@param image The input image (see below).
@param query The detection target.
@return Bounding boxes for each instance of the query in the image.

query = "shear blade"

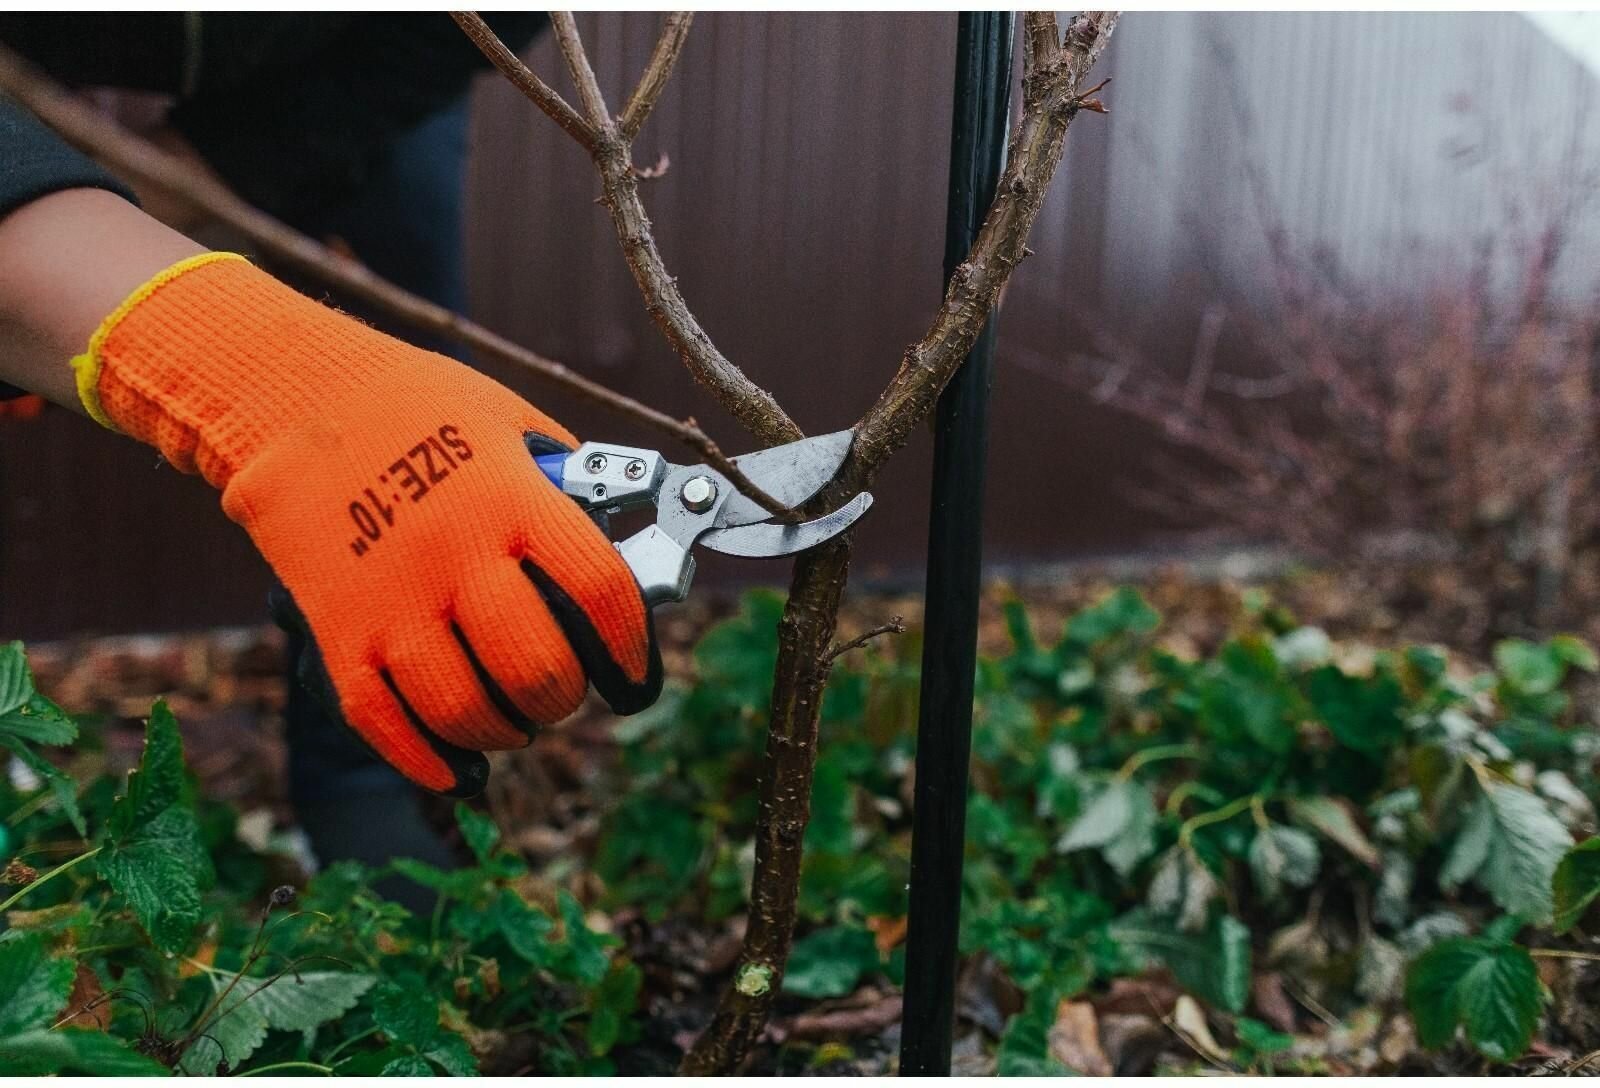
[698,493,873,558]
[714,429,855,530]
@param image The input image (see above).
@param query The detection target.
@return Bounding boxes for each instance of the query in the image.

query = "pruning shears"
[532,430,872,606]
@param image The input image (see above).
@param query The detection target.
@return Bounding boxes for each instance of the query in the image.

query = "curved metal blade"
[714,429,855,529]
[699,493,873,558]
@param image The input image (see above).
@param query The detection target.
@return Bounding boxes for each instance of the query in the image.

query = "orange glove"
[73,253,661,794]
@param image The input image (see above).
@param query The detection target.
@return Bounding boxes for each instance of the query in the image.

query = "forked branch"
[453,11,803,453]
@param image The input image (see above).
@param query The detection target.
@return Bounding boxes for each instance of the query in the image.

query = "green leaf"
[1064,587,1159,645]
[1553,837,1600,933]
[0,643,75,748]
[3,740,84,836]
[371,982,438,1045]
[1055,779,1157,877]
[1406,936,1544,1061]
[1440,798,1494,889]
[0,694,77,747]
[495,888,555,965]
[110,701,185,838]
[0,1028,168,1075]
[587,960,642,1055]
[554,892,613,987]
[1473,782,1571,924]
[1110,909,1252,1012]
[0,641,31,714]
[1248,825,1321,900]
[996,986,1069,1076]
[1286,796,1379,868]
[250,971,375,1032]
[1495,639,1567,694]
[0,932,75,1035]
[454,802,500,865]
[423,1032,478,1076]
[380,1055,435,1076]
[1236,1016,1294,1057]
[783,926,880,999]
[1307,665,1403,753]
[99,805,211,951]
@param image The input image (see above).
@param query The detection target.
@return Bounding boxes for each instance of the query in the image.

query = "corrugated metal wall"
[4,12,1595,638]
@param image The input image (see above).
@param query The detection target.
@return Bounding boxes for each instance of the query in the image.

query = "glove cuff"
[71,251,247,432]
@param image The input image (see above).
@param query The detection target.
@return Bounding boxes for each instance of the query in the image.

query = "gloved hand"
[73,252,661,794]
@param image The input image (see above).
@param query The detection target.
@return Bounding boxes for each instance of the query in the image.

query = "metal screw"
[585,453,608,474]
[592,484,608,501]
[680,475,718,513]
[625,459,647,480]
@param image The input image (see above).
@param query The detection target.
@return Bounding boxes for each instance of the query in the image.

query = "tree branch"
[681,12,1120,1073]
[620,12,694,141]
[824,617,905,663]
[0,41,790,511]
[456,12,804,454]
[457,10,1120,1072]
[449,13,596,152]
[549,13,612,131]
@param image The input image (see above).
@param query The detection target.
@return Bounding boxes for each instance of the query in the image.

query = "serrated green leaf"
[1064,587,1159,645]
[495,888,555,965]
[110,701,184,838]
[1307,665,1404,753]
[1554,838,1600,933]
[181,985,268,1075]
[1406,936,1543,1061]
[0,641,33,715]
[1248,825,1321,899]
[1056,779,1157,877]
[251,971,375,1032]
[554,892,613,986]
[587,961,641,1055]
[0,1028,167,1075]
[424,1032,478,1076]
[996,986,1070,1076]
[1110,909,1252,1012]
[1442,800,1492,894]
[99,805,210,951]
[371,982,438,1044]
[0,693,77,747]
[380,1055,435,1076]
[783,925,879,998]
[1476,781,1571,924]
[1287,796,1379,868]
[0,932,75,1034]
[454,802,500,865]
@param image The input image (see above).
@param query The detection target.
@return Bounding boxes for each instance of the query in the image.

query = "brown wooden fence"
[8,12,1577,638]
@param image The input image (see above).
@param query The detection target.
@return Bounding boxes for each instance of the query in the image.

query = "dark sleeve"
[0,99,137,401]
[0,97,135,220]
[169,13,544,221]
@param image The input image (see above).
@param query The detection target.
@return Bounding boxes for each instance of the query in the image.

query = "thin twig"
[621,12,694,141]
[549,13,612,131]
[455,14,804,453]
[824,617,905,663]
[449,13,595,152]
[0,43,788,512]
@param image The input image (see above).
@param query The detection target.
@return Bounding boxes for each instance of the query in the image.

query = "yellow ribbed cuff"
[70,251,248,432]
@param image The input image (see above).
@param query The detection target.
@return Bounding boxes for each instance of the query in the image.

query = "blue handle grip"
[535,452,567,490]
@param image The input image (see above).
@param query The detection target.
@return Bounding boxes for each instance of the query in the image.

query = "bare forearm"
[0,188,204,413]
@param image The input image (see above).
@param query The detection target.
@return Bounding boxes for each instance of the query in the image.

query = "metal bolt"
[592,484,608,501]
[625,459,647,480]
[585,453,608,474]
[680,475,718,513]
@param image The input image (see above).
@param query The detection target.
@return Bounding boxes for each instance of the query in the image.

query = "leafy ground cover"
[7,571,1600,1074]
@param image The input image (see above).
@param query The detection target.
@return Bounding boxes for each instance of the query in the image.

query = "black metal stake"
[900,11,1015,1076]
